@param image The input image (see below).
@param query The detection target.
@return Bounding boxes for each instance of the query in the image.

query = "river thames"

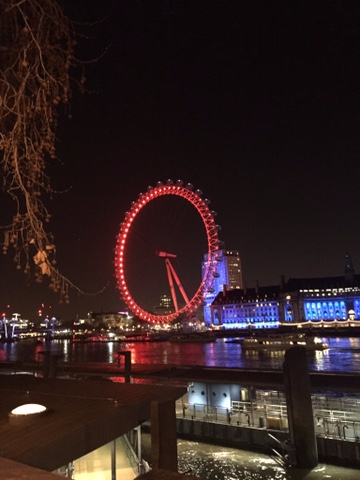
[1,335,359,373]
[1,335,359,480]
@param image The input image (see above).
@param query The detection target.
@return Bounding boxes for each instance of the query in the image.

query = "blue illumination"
[209,268,360,328]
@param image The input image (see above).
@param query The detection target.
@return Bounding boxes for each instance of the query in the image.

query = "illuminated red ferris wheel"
[114,179,221,324]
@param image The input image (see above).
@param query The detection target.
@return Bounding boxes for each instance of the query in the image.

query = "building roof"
[213,285,281,303]
[284,274,360,292]
[0,374,186,472]
[212,274,360,304]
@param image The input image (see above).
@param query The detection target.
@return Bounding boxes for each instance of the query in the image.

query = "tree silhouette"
[0,0,99,304]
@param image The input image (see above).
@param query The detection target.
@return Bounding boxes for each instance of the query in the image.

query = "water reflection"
[310,349,330,371]
[0,337,359,373]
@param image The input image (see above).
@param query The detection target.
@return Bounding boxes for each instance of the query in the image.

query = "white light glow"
[11,403,46,415]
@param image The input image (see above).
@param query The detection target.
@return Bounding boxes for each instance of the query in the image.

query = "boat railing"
[176,397,360,442]
[177,400,289,429]
[311,396,360,413]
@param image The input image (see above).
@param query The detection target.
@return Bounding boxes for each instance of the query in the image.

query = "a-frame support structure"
[156,250,189,312]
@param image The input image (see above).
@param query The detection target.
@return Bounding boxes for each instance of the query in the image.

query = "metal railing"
[176,395,360,442]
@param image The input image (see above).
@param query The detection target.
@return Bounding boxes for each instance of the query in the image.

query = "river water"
[1,335,359,479]
[1,335,359,373]
[173,437,359,480]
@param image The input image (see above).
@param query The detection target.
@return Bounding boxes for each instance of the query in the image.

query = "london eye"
[114,180,220,324]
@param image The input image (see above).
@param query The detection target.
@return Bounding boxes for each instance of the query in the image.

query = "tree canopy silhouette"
[0,0,101,304]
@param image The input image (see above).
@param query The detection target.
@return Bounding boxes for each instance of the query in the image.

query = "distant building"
[210,254,360,329]
[202,249,243,325]
[153,295,175,316]
[89,311,132,330]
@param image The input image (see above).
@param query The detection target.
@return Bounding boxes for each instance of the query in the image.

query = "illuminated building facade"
[202,249,243,325]
[210,261,360,329]
[211,283,282,329]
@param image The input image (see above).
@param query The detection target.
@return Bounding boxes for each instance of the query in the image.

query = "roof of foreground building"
[0,374,186,473]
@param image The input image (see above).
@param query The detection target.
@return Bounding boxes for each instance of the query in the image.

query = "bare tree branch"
[0,0,105,304]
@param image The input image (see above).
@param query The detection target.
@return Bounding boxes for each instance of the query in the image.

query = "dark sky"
[1,0,359,321]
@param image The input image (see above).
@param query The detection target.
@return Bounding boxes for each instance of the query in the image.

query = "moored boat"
[239,333,329,351]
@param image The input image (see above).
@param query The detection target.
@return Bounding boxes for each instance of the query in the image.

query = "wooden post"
[283,346,318,468]
[40,350,50,379]
[118,350,132,383]
[150,399,178,472]
[39,351,62,379]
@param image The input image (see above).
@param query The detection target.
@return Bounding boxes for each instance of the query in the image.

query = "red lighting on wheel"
[114,181,219,324]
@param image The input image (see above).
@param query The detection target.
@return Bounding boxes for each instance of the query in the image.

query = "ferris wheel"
[114,179,221,324]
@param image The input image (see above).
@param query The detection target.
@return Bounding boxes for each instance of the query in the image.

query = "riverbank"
[2,322,360,344]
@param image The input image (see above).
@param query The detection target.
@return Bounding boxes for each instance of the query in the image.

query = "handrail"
[176,396,360,442]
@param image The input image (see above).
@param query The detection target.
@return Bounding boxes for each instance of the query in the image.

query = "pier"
[1,354,359,468]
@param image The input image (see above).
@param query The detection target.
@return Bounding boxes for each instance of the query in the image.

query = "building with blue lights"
[202,249,243,325]
[209,254,360,329]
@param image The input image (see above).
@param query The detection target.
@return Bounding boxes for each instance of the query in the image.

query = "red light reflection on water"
[0,337,359,373]
[120,341,219,367]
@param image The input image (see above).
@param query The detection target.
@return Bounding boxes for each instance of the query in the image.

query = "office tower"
[202,249,243,325]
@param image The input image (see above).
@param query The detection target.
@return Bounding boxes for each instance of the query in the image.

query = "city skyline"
[0,1,359,320]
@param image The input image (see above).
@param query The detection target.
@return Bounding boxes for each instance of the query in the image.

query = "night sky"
[1,1,359,321]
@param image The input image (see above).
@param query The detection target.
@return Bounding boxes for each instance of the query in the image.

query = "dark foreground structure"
[0,346,359,476]
[0,374,187,479]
